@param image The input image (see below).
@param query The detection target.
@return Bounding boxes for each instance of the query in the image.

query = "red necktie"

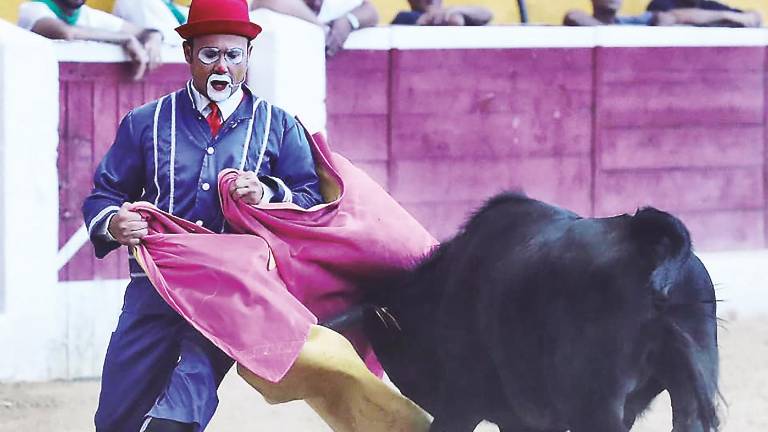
[206,102,222,137]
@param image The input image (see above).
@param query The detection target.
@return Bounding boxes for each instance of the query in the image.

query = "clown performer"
[83,0,432,431]
[82,0,324,430]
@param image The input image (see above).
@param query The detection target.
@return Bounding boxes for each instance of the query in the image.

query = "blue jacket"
[82,83,323,314]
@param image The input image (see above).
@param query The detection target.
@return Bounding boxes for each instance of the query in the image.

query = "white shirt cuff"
[259,180,275,204]
[97,213,118,242]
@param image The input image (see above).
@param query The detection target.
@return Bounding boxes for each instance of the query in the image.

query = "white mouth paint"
[207,73,234,102]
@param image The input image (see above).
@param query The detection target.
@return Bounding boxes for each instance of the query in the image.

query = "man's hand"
[123,36,150,81]
[416,8,466,26]
[141,30,164,75]
[230,170,265,205]
[108,202,148,247]
[326,17,353,57]
[728,11,762,27]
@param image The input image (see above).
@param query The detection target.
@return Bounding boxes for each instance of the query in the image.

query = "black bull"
[354,193,720,432]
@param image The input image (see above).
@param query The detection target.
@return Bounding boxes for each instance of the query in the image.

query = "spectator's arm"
[30,17,135,43]
[447,6,492,25]
[325,1,378,56]
[250,0,322,25]
[563,9,604,26]
[348,0,379,28]
[654,9,762,27]
[30,18,161,80]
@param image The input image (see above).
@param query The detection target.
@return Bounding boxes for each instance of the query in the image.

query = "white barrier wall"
[0,20,63,381]
[248,9,327,134]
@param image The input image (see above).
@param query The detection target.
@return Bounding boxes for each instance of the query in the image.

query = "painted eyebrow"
[198,47,245,51]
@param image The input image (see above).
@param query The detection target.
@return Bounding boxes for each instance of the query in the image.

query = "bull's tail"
[659,318,720,431]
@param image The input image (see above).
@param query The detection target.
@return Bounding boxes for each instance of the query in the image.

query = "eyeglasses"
[197,47,246,65]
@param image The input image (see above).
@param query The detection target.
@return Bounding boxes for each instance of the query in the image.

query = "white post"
[247,9,327,134]
[0,20,64,381]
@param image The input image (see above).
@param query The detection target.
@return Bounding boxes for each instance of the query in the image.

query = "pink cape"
[133,132,437,383]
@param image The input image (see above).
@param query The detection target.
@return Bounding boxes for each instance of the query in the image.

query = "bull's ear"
[631,207,691,259]
[630,207,693,294]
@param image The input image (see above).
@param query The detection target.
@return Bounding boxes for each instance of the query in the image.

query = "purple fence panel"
[599,47,764,128]
[390,49,593,115]
[327,114,388,161]
[678,210,765,251]
[58,82,70,280]
[595,167,764,214]
[764,46,768,247]
[353,161,389,188]
[60,80,95,281]
[326,50,390,188]
[91,80,121,280]
[600,125,763,170]
[391,156,592,212]
[327,50,389,115]
[402,200,485,241]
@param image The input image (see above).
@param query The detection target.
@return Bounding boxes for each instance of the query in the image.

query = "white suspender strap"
[252,100,272,174]
[168,92,177,214]
[238,98,261,171]
[152,96,165,206]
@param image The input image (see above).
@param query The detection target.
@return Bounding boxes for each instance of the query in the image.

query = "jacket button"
[207,147,215,155]
[195,220,204,226]
[201,183,210,191]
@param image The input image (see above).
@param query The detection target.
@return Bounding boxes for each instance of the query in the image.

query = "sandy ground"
[1,317,766,432]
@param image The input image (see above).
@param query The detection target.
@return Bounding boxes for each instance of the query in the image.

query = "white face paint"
[207,73,234,103]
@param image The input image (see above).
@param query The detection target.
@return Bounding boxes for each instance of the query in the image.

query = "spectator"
[647,0,761,26]
[18,0,164,80]
[564,0,762,27]
[564,0,655,25]
[113,0,189,46]
[392,0,493,26]
[250,0,379,56]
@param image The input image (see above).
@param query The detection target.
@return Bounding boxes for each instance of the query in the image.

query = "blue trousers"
[94,310,234,432]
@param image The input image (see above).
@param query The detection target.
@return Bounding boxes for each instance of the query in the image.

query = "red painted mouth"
[211,80,229,91]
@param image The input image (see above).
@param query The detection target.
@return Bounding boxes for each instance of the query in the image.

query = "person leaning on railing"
[17,0,164,80]
[647,0,762,27]
[564,0,762,27]
[113,0,190,47]
[250,0,379,56]
[391,0,493,26]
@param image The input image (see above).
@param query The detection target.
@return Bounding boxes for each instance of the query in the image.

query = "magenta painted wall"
[59,46,767,281]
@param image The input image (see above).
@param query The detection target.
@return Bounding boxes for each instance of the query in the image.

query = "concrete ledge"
[50,25,768,63]
[345,25,768,50]
[54,40,186,63]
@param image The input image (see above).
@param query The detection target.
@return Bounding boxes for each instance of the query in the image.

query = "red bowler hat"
[176,0,262,40]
